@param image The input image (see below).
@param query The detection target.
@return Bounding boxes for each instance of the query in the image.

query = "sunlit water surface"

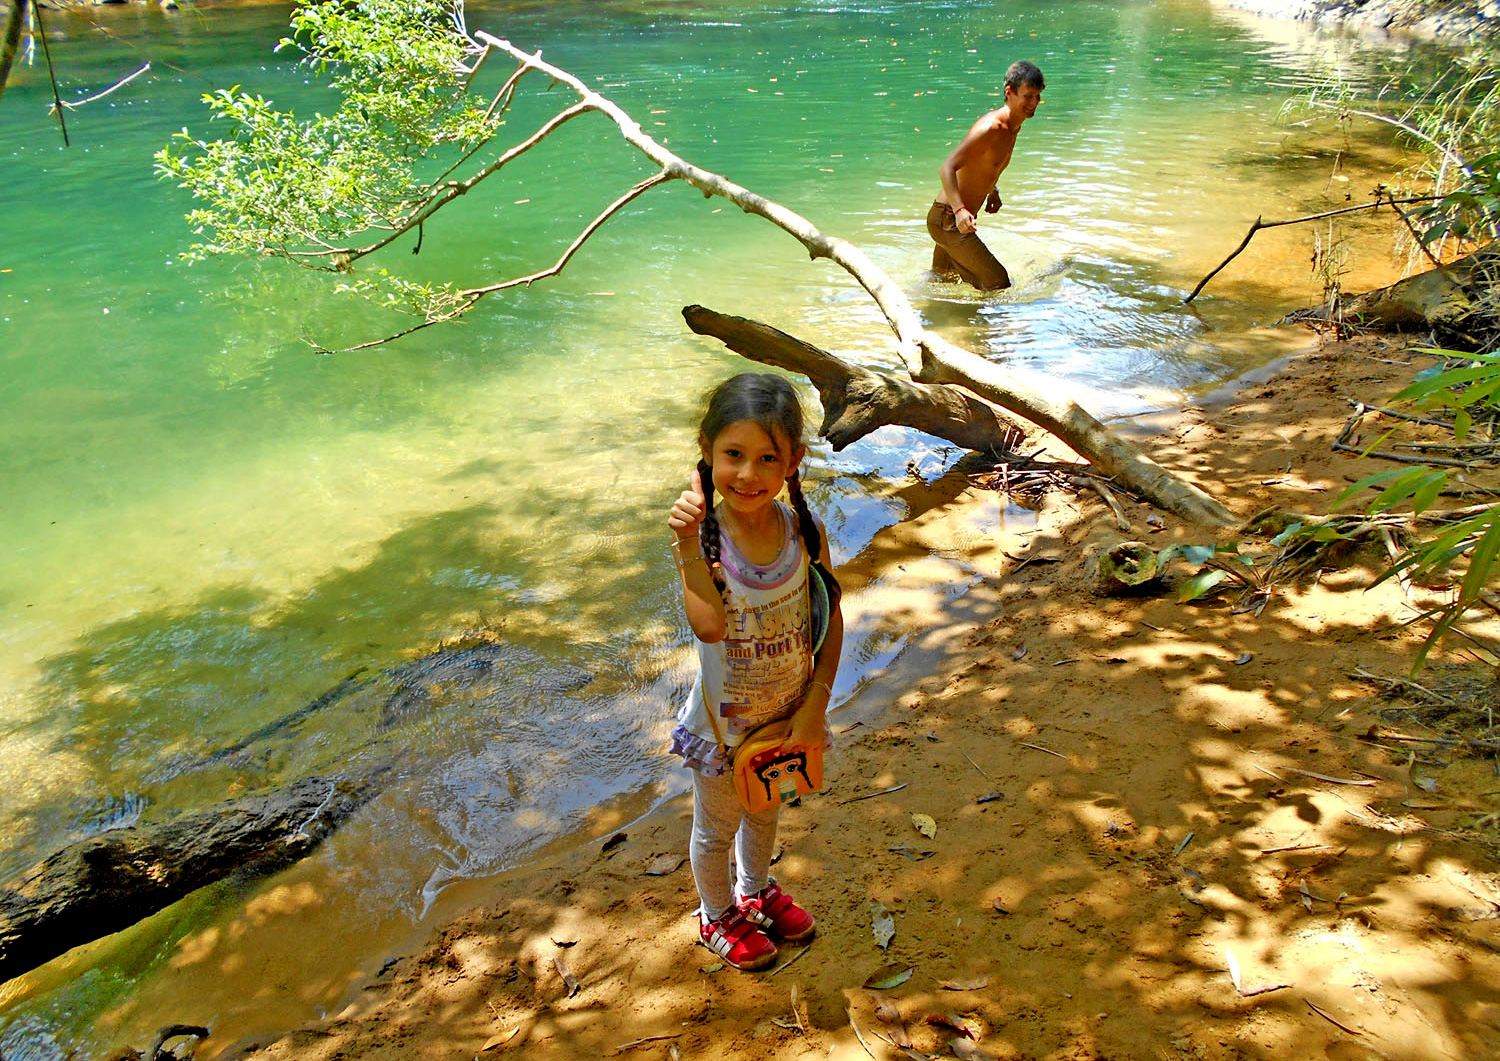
[0,0,1445,1054]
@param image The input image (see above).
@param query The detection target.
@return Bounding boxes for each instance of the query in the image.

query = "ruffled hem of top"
[669,725,730,776]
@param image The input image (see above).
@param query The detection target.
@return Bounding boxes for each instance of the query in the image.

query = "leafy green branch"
[1339,351,1500,670]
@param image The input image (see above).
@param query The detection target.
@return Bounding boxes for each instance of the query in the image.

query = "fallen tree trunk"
[0,769,386,984]
[1285,244,1500,351]
[682,306,1028,453]
[684,305,1233,525]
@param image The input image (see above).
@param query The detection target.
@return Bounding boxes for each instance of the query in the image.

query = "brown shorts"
[926,200,1011,291]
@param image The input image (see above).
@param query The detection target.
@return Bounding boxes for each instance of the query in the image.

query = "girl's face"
[701,419,804,521]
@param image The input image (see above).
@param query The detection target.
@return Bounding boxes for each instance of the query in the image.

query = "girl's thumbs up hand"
[668,468,707,542]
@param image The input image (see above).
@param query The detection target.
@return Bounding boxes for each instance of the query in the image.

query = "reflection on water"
[0,0,1453,1055]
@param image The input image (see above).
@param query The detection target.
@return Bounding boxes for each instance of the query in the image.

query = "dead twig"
[1068,474,1130,530]
[770,944,811,975]
[1185,194,1444,303]
[1305,999,1364,1037]
[839,783,908,806]
[961,750,991,779]
[612,1034,682,1055]
[847,1008,878,1059]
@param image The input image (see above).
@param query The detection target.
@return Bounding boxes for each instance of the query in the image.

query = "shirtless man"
[928,60,1045,291]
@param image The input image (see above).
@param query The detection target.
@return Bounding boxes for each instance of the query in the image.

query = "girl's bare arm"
[669,469,728,642]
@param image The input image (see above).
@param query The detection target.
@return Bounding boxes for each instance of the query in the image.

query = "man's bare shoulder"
[968,105,1017,142]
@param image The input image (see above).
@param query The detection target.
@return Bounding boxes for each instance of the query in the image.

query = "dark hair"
[695,373,825,591]
[1005,60,1044,92]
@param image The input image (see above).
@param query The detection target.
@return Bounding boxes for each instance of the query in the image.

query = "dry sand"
[186,334,1500,1061]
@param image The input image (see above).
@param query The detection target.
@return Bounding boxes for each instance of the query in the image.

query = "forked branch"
[1185,192,1444,303]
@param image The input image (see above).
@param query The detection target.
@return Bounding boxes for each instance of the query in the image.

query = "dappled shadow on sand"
[202,339,1500,1061]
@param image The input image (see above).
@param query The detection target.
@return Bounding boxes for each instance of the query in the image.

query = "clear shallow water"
[0,0,1444,1054]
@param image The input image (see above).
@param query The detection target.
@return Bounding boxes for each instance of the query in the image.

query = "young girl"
[667,372,844,971]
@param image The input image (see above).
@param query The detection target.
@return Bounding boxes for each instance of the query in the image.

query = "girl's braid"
[785,470,824,568]
[696,457,727,594]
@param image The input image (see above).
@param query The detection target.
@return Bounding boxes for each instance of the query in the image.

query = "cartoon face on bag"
[752,748,810,805]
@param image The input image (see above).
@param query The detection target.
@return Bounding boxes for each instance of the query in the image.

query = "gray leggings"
[690,766,780,921]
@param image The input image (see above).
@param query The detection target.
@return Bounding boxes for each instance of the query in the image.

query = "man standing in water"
[927,60,1045,291]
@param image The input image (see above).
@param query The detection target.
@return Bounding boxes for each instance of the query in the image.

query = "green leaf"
[1373,468,1445,512]
[1457,515,1500,606]
[863,964,914,990]
[1335,468,1411,509]
[1410,472,1450,515]
[1177,569,1230,603]
[1174,544,1218,566]
[1268,522,1305,547]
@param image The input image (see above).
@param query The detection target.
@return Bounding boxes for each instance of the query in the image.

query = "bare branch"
[1185,193,1443,303]
[53,62,151,111]
[304,292,483,354]
[298,99,596,265]
[461,171,672,296]
[1306,100,1472,174]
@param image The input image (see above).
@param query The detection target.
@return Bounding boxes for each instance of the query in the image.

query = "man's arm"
[937,113,1002,235]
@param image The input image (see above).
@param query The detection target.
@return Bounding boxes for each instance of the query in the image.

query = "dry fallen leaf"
[480,1026,521,1051]
[939,977,991,991]
[553,957,580,998]
[789,983,808,1034]
[863,964,914,990]
[870,901,896,949]
[926,1012,980,1038]
[911,813,938,839]
[872,998,912,1047]
[644,853,685,876]
[1226,947,1243,993]
[950,1036,999,1060]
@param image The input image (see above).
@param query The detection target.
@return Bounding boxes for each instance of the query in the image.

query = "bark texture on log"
[685,305,1236,527]
[682,306,1028,453]
[1287,244,1500,348]
[0,771,384,984]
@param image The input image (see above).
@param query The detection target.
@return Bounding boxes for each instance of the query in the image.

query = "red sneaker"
[699,907,779,971]
[738,882,816,942]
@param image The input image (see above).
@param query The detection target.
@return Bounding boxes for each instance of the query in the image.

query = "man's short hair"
[1005,60,1045,92]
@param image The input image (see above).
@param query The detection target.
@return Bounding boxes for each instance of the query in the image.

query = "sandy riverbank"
[111,331,1500,1061]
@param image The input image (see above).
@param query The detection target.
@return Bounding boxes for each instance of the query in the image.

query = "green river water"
[0,0,1442,1054]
